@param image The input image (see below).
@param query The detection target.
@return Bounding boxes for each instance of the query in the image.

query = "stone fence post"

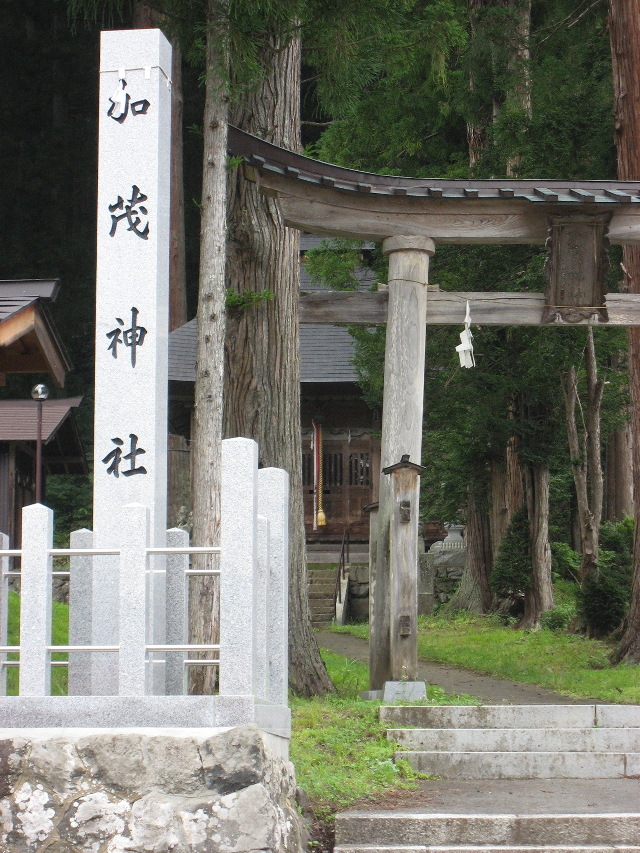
[255,515,270,700]
[68,528,93,695]
[0,532,9,696]
[165,526,188,695]
[20,504,53,696]
[220,438,258,697]
[257,467,289,707]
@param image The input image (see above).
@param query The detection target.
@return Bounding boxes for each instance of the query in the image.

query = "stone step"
[308,588,336,598]
[389,727,640,753]
[308,569,338,579]
[397,750,640,779]
[335,813,640,847]
[381,705,640,730]
[310,602,334,613]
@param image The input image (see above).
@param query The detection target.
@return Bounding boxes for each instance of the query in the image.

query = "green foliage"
[290,646,478,817]
[539,603,574,631]
[551,542,581,582]
[577,518,633,636]
[334,612,640,703]
[600,516,635,556]
[490,507,532,596]
[577,519,634,636]
[45,475,93,547]
[6,593,69,695]
[225,288,273,315]
[579,564,631,637]
[304,238,368,291]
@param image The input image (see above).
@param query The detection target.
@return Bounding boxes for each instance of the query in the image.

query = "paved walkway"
[316,630,581,705]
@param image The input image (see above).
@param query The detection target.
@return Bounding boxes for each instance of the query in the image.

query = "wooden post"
[369,236,434,690]
[383,455,426,681]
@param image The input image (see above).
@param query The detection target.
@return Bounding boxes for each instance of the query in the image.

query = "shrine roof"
[228,126,640,204]
[0,280,72,387]
[0,397,82,442]
[0,280,60,323]
[0,397,87,475]
[169,318,358,384]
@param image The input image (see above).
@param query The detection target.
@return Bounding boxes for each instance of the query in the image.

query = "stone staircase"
[307,565,337,627]
[382,704,640,779]
[334,703,640,852]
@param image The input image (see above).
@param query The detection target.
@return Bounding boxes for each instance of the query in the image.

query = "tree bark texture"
[561,331,605,584]
[169,40,187,332]
[466,0,490,168]
[504,0,532,176]
[605,426,634,522]
[224,34,333,696]
[490,438,524,562]
[467,0,531,172]
[522,462,553,628]
[465,489,495,613]
[609,0,640,661]
[189,1,228,694]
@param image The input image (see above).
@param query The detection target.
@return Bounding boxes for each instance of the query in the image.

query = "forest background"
[1,0,638,681]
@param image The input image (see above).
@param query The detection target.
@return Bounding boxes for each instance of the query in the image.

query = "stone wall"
[344,549,468,621]
[419,548,467,614]
[346,564,370,623]
[0,724,306,853]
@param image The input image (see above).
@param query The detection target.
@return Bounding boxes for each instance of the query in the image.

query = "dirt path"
[316,630,582,704]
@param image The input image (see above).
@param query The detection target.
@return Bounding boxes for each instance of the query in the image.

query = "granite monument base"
[0,724,305,852]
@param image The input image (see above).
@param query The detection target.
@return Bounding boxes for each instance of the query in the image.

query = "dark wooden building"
[0,280,87,545]
[168,237,381,543]
[0,399,86,546]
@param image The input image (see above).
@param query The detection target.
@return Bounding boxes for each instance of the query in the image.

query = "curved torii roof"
[228,127,640,327]
[228,126,640,246]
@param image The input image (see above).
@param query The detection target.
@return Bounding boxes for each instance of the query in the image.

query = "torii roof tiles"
[228,126,640,205]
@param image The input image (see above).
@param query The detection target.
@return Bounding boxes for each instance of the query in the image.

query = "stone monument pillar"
[91,30,172,694]
[369,236,435,690]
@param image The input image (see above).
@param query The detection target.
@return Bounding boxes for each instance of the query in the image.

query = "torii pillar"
[369,236,435,690]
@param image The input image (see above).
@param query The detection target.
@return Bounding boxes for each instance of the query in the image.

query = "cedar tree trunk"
[561,329,605,584]
[605,425,634,522]
[465,488,495,612]
[224,33,333,696]
[189,1,228,693]
[490,437,524,561]
[609,0,640,662]
[521,462,553,628]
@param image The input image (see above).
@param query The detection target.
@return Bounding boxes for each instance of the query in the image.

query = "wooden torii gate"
[228,126,640,691]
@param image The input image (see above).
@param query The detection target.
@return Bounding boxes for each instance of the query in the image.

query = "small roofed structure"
[0,397,87,546]
[0,280,72,387]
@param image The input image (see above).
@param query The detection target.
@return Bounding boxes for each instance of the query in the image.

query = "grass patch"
[330,609,640,704]
[290,648,478,818]
[6,592,69,695]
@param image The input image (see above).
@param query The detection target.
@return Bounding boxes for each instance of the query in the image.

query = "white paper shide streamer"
[455,300,475,368]
[108,69,128,120]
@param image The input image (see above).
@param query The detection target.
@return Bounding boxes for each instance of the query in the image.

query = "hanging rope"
[317,422,326,527]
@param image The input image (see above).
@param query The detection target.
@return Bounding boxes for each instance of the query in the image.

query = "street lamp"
[31,384,49,504]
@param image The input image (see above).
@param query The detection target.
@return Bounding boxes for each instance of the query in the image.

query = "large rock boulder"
[0,725,306,852]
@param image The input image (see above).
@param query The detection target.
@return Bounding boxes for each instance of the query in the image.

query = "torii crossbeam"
[228,126,640,690]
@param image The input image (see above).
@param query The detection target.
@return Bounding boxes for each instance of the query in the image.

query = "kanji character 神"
[106,307,147,367]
